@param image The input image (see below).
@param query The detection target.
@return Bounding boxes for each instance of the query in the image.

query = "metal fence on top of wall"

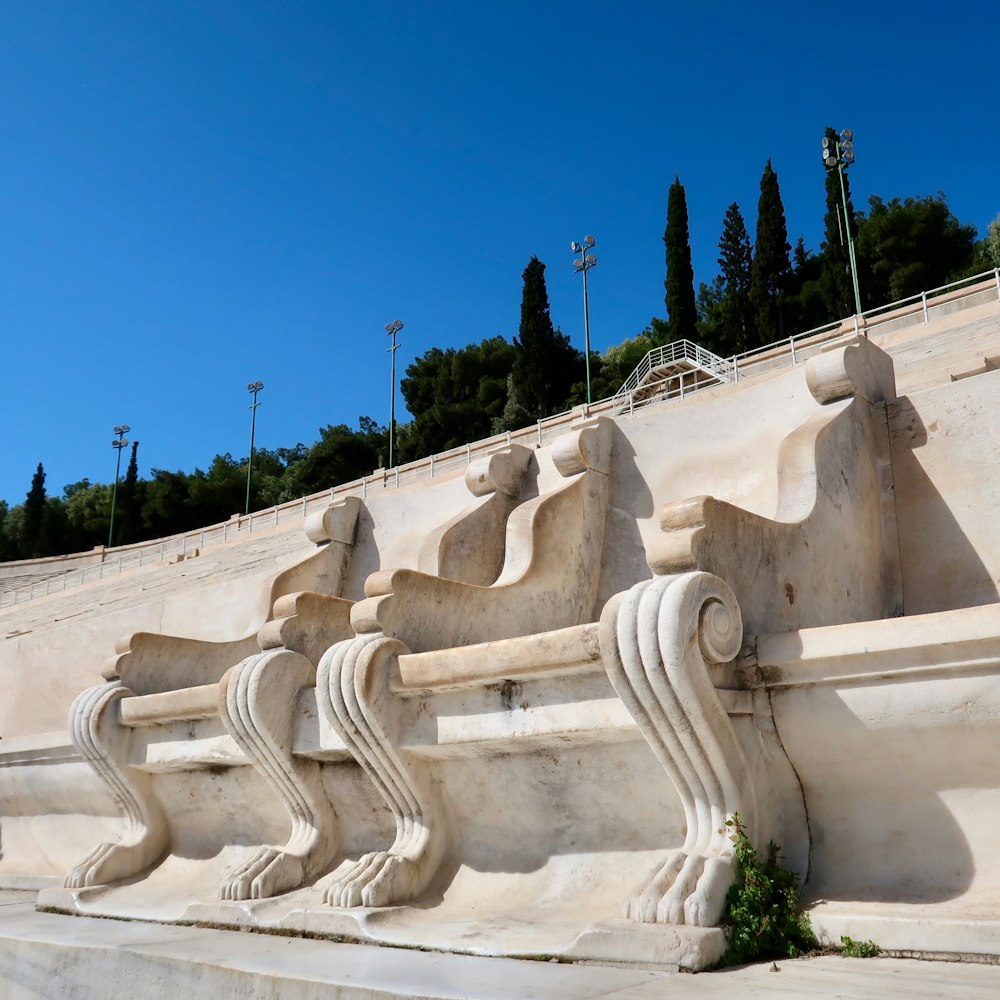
[2,268,998,610]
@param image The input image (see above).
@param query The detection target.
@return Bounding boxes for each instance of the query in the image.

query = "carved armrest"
[350,420,613,653]
[257,591,354,666]
[103,632,259,696]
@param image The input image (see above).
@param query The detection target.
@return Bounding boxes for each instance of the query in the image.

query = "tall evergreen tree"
[21,462,47,558]
[818,126,857,319]
[749,160,792,345]
[714,202,754,355]
[508,256,582,422]
[663,176,697,342]
[117,441,143,544]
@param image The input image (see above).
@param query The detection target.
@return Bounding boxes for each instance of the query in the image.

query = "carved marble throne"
[61,445,532,900]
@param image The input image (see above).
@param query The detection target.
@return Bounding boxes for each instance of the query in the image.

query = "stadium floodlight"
[245,381,264,515]
[570,234,599,404]
[822,128,863,316]
[108,424,131,548]
[385,320,404,469]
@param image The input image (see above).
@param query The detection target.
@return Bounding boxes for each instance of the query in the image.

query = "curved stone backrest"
[646,337,900,636]
[351,419,613,653]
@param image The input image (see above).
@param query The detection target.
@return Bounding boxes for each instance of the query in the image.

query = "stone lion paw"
[323,852,389,908]
[64,839,161,889]
[221,847,305,901]
[654,853,705,925]
[683,854,736,927]
[623,850,685,922]
[622,849,732,926]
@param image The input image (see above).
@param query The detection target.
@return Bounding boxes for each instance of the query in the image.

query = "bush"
[720,814,816,966]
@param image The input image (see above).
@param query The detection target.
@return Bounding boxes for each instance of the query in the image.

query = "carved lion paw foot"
[683,854,736,927]
[323,852,388,908]
[221,847,305,901]
[64,838,163,889]
[324,848,436,909]
[623,849,687,922]
[623,850,732,926]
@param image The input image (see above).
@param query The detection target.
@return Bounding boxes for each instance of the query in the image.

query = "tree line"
[3,134,998,561]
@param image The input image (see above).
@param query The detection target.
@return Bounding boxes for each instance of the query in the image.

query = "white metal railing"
[616,339,734,399]
[2,268,999,611]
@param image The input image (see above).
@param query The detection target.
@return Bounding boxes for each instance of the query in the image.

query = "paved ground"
[0,895,997,999]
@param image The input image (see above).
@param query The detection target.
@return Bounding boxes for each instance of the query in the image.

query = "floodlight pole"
[108,424,130,548]
[385,320,403,469]
[570,236,598,404]
[245,381,263,515]
[824,130,863,316]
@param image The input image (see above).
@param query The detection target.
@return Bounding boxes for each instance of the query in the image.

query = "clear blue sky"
[2,1,997,506]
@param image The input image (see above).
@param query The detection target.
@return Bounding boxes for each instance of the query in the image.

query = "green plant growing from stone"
[840,935,881,958]
[719,813,816,966]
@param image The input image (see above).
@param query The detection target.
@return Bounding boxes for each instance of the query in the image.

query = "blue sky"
[2,1,998,506]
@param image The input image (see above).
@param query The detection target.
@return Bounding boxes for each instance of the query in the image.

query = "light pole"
[571,236,598,404]
[108,424,130,548]
[822,128,863,316]
[245,380,263,515]
[385,320,403,468]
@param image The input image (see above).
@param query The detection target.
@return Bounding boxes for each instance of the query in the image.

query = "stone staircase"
[873,300,1000,394]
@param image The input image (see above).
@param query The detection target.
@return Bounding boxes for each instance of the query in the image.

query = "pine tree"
[749,160,792,345]
[21,462,47,559]
[715,202,754,355]
[663,176,697,342]
[819,126,857,320]
[508,256,582,422]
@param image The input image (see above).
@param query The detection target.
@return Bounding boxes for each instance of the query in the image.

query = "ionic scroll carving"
[599,571,752,927]
[316,632,446,908]
[64,682,168,888]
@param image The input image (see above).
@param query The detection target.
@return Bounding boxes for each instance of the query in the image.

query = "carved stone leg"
[64,681,168,888]
[316,633,447,908]
[600,572,752,928]
[218,650,339,900]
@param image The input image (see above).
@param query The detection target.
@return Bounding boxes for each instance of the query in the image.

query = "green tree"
[710,202,754,355]
[189,454,248,523]
[855,193,979,304]
[141,469,195,538]
[749,160,792,345]
[20,463,48,558]
[818,126,859,319]
[64,479,112,550]
[281,420,383,497]
[984,212,1000,268]
[400,337,516,458]
[664,176,698,342]
[785,237,828,335]
[116,441,144,545]
[0,501,16,561]
[507,256,583,424]
[565,323,665,404]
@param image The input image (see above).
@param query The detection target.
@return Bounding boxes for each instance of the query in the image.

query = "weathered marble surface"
[2,300,1000,974]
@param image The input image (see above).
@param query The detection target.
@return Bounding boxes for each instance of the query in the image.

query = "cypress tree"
[509,256,582,421]
[749,160,792,345]
[21,462,47,559]
[664,176,698,342]
[716,202,754,355]
[819,126,857,320]
[118,441,142,544]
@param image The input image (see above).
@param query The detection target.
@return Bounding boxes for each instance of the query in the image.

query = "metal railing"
[615,339,734,399]
[2,268,999,611]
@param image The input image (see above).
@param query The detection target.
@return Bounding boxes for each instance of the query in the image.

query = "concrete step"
[2,896,1000,999]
